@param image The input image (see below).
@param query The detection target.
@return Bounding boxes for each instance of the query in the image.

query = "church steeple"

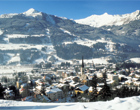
[81,56,84,75]
[82,56,84,68]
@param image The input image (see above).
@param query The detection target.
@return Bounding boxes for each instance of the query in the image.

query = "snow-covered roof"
[125,80,133,84]
[22,96,33,101]
[96,87,102,92]
[45,88,62,94]
[135,74,140,78]
[35,79,44,84]
[69,82,79,87]
[21,83,27,88]
[41,94,50,102]
[134,81,140,85]
[36,86,42,90]
[4,88,13,94]
[97,83,104,86]
[57,83,66,88]
[76,85,89,91]
[88,86,93,91]
[107,80,114,84]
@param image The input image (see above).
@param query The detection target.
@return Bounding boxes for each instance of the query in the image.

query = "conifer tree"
[98,70,111,100]
[90,74,97,89]
[89,74,98,101]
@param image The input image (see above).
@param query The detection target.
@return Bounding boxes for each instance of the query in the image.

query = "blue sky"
[0,0,140,19]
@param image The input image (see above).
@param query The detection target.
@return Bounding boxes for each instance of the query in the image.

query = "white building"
[45,87,63,101]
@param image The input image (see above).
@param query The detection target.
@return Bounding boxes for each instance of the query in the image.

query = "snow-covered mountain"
[23,8,42,17]
[1,96,140,110]
[75,10,140,27]
[0,8,139,65]
[0,8,42,18]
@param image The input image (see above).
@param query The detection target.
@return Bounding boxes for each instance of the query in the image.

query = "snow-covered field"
[130,58,140,63]
[54,55,109,65]
[0,96,140,110]
[0,44,44,50]
[0,65,33,74]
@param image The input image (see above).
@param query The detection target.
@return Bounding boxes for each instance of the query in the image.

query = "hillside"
[0,96,140,110]
[0,8,140,65]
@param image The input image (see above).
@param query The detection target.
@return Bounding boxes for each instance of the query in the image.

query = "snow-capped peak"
[102,12,109,16]
[23,8,39,15]
[75,10,140,27]
[23,8,42,17]
[0,8,42,18]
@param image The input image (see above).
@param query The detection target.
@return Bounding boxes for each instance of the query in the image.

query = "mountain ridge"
[0,9,139,65]
[75,10,140,27]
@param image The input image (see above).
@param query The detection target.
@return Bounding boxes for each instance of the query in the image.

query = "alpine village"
[0,56,140,103]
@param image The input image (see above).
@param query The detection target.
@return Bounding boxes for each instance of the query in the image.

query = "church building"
[78,56,88,83]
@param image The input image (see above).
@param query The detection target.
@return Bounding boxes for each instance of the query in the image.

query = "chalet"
[74,85,89,95]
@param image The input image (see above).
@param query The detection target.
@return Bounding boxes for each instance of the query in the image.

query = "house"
[125,80,133,86]
[62,71,70,78]
[107,74,119,82]
[21,96,33,101]
[57,70,66,77]
[19,83,27,94]
[57,83,69,91]
[35,79,44,86]
[88,68,96,73]
[33,94,50,102]
[69,81,82,90]
[45,87,63,101]
[97,83,104,87]
[96,72,103,78]
[96,87,102,94]
[36,86,42,91]
[3,88,15,100]
[74,85,89,95]
[16,79,23,89]
[19,83,30,98]
[88,86,93,93]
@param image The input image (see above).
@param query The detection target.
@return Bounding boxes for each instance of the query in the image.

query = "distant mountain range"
[0,8,139,65]
[75,10,140,27]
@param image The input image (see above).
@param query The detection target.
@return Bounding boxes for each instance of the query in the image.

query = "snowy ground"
[54,55,109,65]
[130,58,140,63]
[0,65,33,74]
[1,96,140,110]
